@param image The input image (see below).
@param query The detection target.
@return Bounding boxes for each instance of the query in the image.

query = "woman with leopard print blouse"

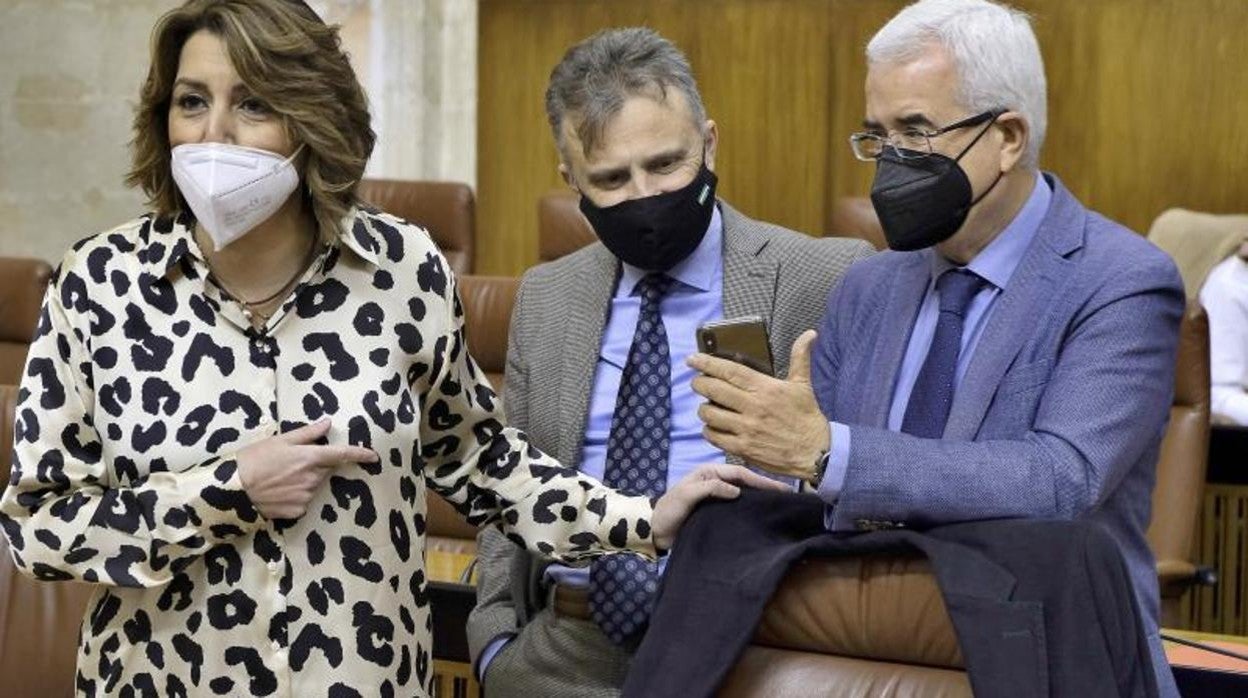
[0,2,781,695]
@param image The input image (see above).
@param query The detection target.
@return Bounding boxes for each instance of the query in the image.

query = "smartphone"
[696,316,775,376]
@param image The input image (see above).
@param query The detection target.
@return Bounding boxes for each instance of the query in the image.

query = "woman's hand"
[650,464,791,551]
[236,419,379,520]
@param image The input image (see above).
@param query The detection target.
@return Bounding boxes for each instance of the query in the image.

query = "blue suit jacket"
[811,173,1184,628]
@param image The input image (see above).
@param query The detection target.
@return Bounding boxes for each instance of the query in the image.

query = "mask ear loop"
[955,111,1006,208]
[952,110,1004,162]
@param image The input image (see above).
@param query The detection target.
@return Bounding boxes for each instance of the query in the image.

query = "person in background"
[466,27,874,697]
[1200,238,1248,425]
[0,3,778,696]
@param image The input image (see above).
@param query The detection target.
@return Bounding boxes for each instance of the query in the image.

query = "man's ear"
[996,111,1029,172]
[703,120,719,171]
[558,162,577,192]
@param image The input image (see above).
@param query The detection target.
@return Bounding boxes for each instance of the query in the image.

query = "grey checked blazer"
[467,201,874,672]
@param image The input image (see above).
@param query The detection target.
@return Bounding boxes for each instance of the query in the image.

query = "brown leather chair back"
[357,179,476,275]
[1147,208,1248,298]
[0,257,53,385]
[458,275,519,394]
[538,190,597,262]
[720,555,971,696]
[828,196,887,252]
[0,384,97,697]
[1148,302,1211,625]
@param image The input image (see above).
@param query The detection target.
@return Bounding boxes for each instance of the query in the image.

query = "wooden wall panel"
[477,0,836,276]
[479,0,1248,277]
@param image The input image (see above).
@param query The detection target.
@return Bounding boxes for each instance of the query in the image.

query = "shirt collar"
[619,203,723,296]
[339,207,384,267]
[929,173,1051,290]
[144,206,382,279]
[140,212,199,278]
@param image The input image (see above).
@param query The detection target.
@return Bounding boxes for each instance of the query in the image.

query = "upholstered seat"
[0,257,53,385]
[357,178,476,275]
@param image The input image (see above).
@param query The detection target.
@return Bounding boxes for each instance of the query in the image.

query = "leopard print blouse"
[0,208,653,697]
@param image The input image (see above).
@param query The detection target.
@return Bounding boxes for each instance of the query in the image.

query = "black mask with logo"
[578,164,718,272]
[869,116,1003,252]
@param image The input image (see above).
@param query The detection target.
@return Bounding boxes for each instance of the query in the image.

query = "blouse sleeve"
[0,265,265,588]
[416,269,655,564]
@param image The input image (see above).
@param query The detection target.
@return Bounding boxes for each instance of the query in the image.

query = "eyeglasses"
[849,109,1006,161]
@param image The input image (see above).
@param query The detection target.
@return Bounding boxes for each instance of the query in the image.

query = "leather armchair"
[0,256,53,385]
[1149,301,1213,627]
[1146,208,1248,298]
[458,275,519,392]
[828,196,887,251]
[537,189,596,262]
[357,178,476,275]
[0,384,96,698]
[721,555,971,697]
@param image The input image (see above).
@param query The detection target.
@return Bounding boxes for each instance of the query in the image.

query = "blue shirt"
[576,205,727,483]
[478,207,728,678]
[817,174,1052,505]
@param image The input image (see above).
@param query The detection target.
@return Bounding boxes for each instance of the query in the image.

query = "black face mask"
[579,164,718,272]
[869,121,1003,252]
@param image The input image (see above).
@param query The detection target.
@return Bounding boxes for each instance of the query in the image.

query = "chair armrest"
[1156,559,1217,597]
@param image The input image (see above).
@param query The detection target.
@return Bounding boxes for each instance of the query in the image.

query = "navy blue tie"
[589,273,672,647]
[901,269,985,438]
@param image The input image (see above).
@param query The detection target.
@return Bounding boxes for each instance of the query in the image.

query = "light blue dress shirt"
[574,206,727,485]
[479,206,726,677]
[817,174,1052,506]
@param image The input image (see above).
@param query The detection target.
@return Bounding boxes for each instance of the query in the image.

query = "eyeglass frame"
[848,108,1008,161]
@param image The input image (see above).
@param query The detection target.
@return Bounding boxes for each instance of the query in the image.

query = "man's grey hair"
[546,27,707,159]
[868,0,1047,168]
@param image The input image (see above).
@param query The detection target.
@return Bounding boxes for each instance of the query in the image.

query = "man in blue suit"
[690,0,1183,693]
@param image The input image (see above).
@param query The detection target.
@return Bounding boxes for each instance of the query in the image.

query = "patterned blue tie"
[901,269,985,438]
[589,273,672,647]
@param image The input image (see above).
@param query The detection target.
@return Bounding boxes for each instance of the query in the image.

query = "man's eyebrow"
[643,147,689,168]
[897,112,936,129]
[585,165,628,183]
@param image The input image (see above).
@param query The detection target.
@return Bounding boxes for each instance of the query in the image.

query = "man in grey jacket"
[466,27,874,696]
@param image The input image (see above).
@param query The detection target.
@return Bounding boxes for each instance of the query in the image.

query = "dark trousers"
[623,489,1157,698]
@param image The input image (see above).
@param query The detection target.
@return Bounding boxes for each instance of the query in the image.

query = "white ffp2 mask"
[171,142,303,250]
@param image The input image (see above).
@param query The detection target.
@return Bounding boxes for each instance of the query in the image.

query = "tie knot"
[936,269,984,316]
[637,273,673,306]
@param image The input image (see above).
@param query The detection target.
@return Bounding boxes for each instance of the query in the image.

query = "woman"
[0,2,776,695]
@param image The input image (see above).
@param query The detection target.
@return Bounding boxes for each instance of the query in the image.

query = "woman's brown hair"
[125,0,374,244]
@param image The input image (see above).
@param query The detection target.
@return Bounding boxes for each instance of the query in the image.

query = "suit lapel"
[861,254,930,427]
[718,204,778,467]
[944,177,1084,439]
[719,203,780,362]
[555,244,619,465]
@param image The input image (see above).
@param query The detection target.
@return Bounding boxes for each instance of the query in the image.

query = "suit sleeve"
[830,256,1185,529]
